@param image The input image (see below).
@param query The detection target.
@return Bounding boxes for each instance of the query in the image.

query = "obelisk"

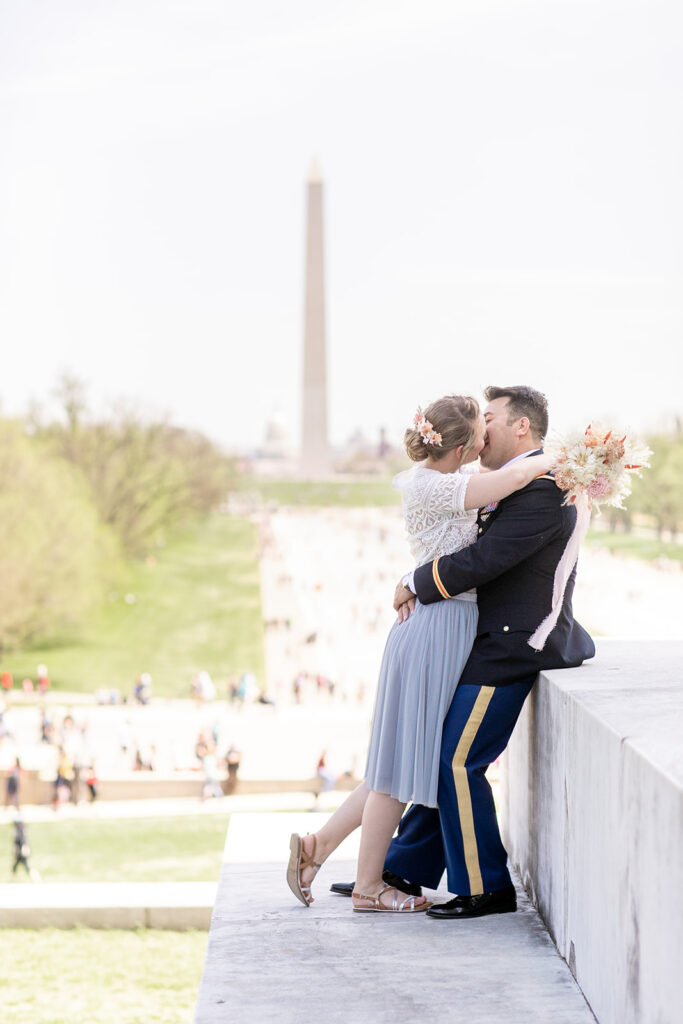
[301,159,330,476]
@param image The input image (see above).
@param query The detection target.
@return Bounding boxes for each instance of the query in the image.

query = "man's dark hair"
[484,385,549,440]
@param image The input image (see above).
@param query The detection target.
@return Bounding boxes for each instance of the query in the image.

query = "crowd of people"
[0,499,429,884]
[2,700,246,803]
[1,665,51,698]
[195,728,242,799]
[257,505,407,714]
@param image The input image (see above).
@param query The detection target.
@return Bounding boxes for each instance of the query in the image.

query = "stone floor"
[194,812,597,1024]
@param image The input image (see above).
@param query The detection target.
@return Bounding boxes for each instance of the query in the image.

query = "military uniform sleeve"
[413,479,566,604]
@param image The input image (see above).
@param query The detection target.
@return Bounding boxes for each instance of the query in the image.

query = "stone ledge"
[21,773,360,805]
[194,812,595,1024]
[0,881,216,930]
[500,638,683,1024]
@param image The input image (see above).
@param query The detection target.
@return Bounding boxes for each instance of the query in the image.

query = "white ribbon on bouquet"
[527,498,592,652]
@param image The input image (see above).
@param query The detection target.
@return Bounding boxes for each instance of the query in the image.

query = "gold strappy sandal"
[287,833,323,907]
[351,884,430,913]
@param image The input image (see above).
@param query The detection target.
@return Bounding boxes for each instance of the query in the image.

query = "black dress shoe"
[329,870,423,898]
[426,885,516,919]
[329,881,355,897]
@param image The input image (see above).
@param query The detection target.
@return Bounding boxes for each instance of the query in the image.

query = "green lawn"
[0,927,208,1024]
[242,479,682,561]
[238,476,401,507]
[0,816,229,1020]
[6,514,264,697]
[586,528,683,563]
[0,815,229,884]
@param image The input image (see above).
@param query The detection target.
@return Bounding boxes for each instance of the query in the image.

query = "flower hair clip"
[413,408,443,447]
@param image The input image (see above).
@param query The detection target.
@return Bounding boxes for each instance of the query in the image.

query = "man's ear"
[517,417,530,437]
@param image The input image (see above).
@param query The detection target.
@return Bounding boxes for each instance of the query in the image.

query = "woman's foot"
[298,834,321,895]
[286,833,324,906]
[352,883,428,913]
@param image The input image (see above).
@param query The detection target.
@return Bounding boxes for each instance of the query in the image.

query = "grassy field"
[0,927,208,1024]
[0,816,229,1021]
[586,528,683,563]
[239,478,681,563]
[238,476,402,507]
[6,515,264,698]
[0,814,229,884]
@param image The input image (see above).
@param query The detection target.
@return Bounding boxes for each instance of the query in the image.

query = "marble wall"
[500,638,683,1024]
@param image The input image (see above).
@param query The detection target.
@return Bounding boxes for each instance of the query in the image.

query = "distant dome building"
[263,411,290,458]
[336,425,396,474]
[345,427,371,453]
[246,412,297,477]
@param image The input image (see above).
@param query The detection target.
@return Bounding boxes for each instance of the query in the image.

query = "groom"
[333,385,595,917]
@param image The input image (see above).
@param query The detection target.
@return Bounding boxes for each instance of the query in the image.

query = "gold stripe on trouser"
[451,685,496,895]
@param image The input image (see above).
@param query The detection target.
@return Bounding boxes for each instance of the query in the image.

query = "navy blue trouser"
[384,674,536,896]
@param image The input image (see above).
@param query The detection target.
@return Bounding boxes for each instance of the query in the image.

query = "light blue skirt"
[364,595,478,808]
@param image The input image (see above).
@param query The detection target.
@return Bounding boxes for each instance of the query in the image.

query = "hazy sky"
[1,0,682,452]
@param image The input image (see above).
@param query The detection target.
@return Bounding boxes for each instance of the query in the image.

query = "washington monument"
[301,159,330,475]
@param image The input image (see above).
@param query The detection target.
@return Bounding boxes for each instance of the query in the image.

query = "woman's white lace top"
[393,464,478,567]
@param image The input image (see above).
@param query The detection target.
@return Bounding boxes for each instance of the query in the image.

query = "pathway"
[194,811,597,1024]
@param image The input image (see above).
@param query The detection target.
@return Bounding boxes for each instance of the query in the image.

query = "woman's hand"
[538,451,558,475]
[393,580,415,623]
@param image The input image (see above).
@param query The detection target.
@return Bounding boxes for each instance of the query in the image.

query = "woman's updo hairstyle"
[404,395,480,463]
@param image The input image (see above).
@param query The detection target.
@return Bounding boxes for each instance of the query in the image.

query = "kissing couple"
[287,384,594,916]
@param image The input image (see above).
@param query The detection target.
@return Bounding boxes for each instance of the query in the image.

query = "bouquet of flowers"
[549,424,652,512]
[528,423,651,652]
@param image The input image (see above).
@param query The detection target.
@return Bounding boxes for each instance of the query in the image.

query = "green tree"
[629,432,683,538]
[40,382,236,556]
[0,421,113,651]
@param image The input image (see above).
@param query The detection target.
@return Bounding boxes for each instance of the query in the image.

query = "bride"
[287,394,555,913]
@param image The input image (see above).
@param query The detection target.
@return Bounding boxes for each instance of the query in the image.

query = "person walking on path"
[85,765,98,801]
[200,741,224,801]
[12,816,40,881]
[52,748,73,810]
[288,392,557,913]
[225,744,241,795]
[5,758,21,810]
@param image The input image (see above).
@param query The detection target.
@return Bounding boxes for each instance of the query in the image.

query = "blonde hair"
[404,395,480,462]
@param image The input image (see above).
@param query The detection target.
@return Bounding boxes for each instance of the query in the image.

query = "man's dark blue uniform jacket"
[413,465,595,685]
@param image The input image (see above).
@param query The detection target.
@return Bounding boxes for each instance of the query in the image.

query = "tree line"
[0,377,236,652]
[608,427,683,539]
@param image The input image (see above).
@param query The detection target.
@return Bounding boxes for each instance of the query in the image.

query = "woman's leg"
[353,790,425,907]
[299,781,370,891]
